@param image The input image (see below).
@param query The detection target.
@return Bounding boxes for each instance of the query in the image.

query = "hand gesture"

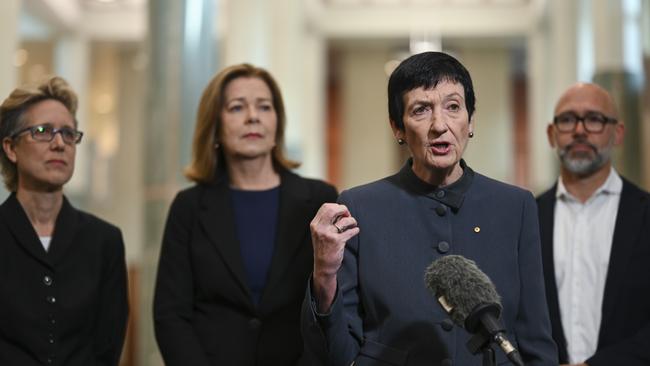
[309,203,359,312]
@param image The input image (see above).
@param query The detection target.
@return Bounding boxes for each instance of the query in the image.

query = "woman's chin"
[423,155,459,171]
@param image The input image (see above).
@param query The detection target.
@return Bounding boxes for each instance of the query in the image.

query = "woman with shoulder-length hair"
[0,76,128,366]
[153,63,337,366]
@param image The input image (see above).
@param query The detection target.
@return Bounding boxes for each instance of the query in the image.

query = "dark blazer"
[0,193,128,366]
[537,177,650,366]
[302,160,558,366]
[153,169,337,366]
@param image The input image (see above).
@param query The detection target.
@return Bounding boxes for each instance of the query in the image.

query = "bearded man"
[537,82,650,366]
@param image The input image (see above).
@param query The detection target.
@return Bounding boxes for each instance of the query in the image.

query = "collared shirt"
[553,167,622,363]
[39,236,52,252]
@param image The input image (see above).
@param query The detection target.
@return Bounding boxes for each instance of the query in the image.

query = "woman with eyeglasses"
[0,76,128,366]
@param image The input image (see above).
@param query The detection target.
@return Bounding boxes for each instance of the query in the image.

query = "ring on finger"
[333,223,344,234]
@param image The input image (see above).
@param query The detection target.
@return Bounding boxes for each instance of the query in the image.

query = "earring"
[469,131,474,138]
[397,138,405,145]
[214,143,220,149]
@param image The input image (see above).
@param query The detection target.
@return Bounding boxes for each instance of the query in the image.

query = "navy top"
[230,186,280,305]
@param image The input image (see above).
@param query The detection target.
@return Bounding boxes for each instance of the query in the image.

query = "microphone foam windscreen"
[424,255,501,327]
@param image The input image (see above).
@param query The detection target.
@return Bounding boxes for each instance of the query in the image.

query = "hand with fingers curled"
[309,203,360,313]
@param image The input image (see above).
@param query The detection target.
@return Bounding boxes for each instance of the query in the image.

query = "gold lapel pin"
[473,226,481,233]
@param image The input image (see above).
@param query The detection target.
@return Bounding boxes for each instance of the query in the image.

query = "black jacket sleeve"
[94,227,129,366]
[153,191,212,366]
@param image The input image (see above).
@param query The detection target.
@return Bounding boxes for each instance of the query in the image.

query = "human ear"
[2,138,17,163]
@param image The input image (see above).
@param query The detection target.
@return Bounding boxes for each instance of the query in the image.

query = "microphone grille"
[424,255,501,327]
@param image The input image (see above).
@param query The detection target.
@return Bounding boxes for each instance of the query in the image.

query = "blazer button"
[440,358,453,366]
[249,318,261,329]
[435,206,446,216]
[436,241,450,254]
[440,318,454,331]
[43,275,53,286]
[46,296,56,304]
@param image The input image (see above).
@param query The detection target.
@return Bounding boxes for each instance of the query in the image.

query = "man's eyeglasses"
[553,112,617,133]
[11,124,84,145]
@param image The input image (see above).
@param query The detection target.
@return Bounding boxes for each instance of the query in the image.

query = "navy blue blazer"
[537,178,650,366]
[0,193,128,366]
[302,160,558,366]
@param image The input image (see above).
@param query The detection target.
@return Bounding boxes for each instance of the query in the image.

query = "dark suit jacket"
[153,169,337,366]
[302,160,558,366]
[0,193,128,366]
[537,178,650,366]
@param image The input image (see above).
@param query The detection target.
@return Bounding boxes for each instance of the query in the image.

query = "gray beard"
[558,143,612,176]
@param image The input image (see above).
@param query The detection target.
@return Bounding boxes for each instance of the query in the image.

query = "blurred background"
[1,0,649,364]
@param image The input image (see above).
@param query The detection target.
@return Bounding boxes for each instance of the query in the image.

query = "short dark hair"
[388,51,476,130]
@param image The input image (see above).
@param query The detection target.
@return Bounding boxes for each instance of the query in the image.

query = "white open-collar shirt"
[553,167,622,364]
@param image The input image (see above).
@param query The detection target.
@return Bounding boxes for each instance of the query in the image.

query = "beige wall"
[340,46,399,190]
[0,0,19,99]
[461,48,514,184]
[85,44,145,264]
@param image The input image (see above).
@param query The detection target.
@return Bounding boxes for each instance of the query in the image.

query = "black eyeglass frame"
[552,112,618,133]
[10,124,84,144]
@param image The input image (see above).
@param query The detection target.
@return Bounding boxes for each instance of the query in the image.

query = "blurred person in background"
[0,76,128,366]
[153,63,337,365]
[302,52,558,366]
[537,82,650,366]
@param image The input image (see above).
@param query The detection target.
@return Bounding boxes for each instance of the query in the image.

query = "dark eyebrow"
[442,92,464,101]
[408,100,434,109]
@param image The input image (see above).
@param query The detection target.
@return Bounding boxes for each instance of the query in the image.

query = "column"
[141,0,217,364]
[641,0,650,190]
[591,0,644,185]
[0,0,20,98]
[0,0,21,201]
[54,34,91,198]
[527,0,580,193]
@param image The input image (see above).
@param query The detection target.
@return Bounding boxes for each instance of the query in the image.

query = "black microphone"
[424,255,524,366]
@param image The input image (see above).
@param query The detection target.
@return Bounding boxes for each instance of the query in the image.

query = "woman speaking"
[303,52,558,366]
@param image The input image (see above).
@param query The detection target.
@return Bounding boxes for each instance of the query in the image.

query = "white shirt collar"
[556,166,623,202]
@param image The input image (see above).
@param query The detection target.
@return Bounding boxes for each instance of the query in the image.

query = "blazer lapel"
[258,171,312,306]
[599,180,646,335]
[198,178,253,305]
[0,193,52,269]
[537,186,569,362]
[48,197,80,266]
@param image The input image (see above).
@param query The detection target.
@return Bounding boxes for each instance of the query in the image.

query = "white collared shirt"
[40,236,52,252]
[553,167,622,364]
